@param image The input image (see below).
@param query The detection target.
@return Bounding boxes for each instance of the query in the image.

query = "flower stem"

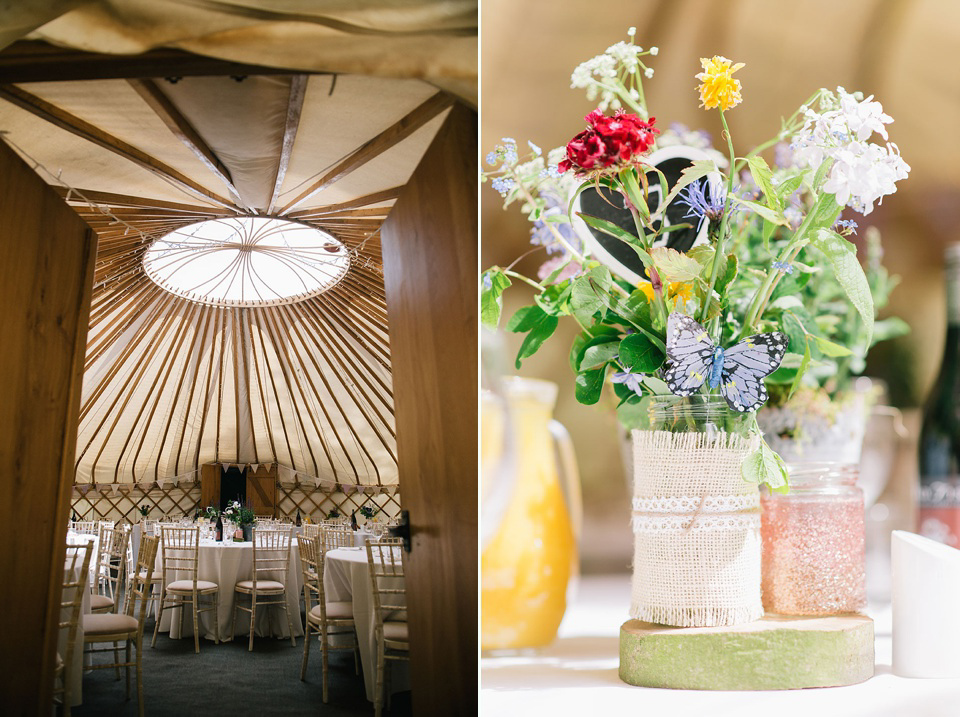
[514,180,588,265]
[502,269,544,292]
[699,110,737,332]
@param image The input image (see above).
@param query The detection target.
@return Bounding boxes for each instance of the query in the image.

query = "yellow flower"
[637,280,694,304]
[696,56,745,111]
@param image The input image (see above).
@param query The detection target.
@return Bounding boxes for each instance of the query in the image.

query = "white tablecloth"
[481,574,960,716]
[63,532,94,707]
[324,547,410,701]
[154,539,303,643]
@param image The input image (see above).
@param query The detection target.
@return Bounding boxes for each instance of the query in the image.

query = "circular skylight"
[143,217,350,307]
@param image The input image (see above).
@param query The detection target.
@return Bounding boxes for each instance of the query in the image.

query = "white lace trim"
[631,513,760,533]
[631,494,759,514]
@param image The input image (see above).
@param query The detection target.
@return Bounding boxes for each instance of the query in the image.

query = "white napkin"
[892,530,960,677]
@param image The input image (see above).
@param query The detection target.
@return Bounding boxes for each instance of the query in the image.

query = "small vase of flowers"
[223,500,256,541]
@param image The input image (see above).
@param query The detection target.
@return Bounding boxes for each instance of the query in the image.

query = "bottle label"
[919,480,960,546]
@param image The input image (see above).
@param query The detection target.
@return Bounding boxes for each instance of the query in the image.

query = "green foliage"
[506,305,559,369]
[480,269,511,328]
[741,437,789,492]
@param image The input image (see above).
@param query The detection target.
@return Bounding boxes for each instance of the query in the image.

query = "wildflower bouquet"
[481,30,909,489]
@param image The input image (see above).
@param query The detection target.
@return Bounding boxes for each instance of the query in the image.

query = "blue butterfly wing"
[664,313,715,397]
[719,332,788,412]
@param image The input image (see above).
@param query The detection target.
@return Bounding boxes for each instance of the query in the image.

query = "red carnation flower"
[558,109,659,175]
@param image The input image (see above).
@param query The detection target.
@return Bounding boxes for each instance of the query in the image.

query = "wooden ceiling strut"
[58,187,232,216]
[267,75,308,215]
[257,306,325,478]
[192,307,226,471]
[0,83,238,211]
[238,309,261,465]
[284,301,396,458]
[287,187,401,217]
[127,78,250,211]
[161,304,215,479]
[278,93,453,214]
[249,308,299,470]
[266,305,381,482]
[245,311,280,463]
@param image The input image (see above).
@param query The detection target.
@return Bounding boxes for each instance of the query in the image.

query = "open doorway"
[220,465,247,510]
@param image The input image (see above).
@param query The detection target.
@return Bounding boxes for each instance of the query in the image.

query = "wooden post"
[200,463,221,510]
[0,139,97,710]
[379,102,477,715]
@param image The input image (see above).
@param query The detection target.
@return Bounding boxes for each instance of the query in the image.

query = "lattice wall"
[71,484,202,524]
[71,482,401,524]
[276,483,401,522]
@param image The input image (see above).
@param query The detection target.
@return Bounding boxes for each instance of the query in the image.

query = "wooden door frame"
[380,102,478,715]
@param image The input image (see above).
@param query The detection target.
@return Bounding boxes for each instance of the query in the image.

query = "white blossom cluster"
[789,87,910,215]
[569,31,657,111]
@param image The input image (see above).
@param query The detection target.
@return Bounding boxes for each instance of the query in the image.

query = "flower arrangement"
[138,504,150,517]
[358,504,380,520]
[481,30,909,489]
[326,508,341,520]
[222,500,255,527]
[203,505,220,520]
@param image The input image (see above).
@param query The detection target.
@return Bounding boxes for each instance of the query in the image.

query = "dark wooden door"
[246,464,278,516]
[200,463,221,511]
[0,139,97,711]
[380,102,477,715]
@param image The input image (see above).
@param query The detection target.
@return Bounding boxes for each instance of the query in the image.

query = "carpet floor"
[71,611,411,716]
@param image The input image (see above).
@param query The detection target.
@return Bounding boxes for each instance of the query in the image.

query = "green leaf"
[741,438,789,491]
[580,342,620,371]
[812,334,853,357]
[619,333,665,373]
[569,266,612,325]
[775,173,804,203]
[506,305,559,369]
[578,213,645,248]
[616,395,648,431]
[534,281,572,317]
[728,195,789,226]
[747,155,781,212]
[812,228,874,346]
[480,269,511,328]
[649,246,701,283]
[641,375,670,395]
[788,341,812,399]
[574,367,606,405]
[715,253,739,296]
[569,327,620,372]
[649,160,718,222]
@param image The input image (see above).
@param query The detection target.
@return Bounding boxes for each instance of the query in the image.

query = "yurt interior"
[0,4,477,715]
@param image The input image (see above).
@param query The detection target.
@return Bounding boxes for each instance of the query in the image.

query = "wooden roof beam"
[267,75,308,215]
[55,186,233,215]
[127,79,250,211]
[0,83,238,211]
[287,187,401,218]
[278,93,453,214]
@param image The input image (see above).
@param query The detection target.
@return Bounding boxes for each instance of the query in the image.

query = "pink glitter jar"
[760,463,866,615]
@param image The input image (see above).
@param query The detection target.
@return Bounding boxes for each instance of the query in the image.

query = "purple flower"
[677,179,731,231]
[771,260,794,274]
[834,218,858,234]
[612,371,645,396]
[530,194,580,255]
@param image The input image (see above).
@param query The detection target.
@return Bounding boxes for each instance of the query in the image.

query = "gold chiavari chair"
[232,527,296,651]
[366,538,409,717]
[54,543,94,717]
[151,526,219,653]
[296,534,358,702]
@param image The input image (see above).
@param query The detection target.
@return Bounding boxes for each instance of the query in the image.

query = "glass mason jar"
[761,463,866,615]
[481,377,581,651]
[631,395,762,627]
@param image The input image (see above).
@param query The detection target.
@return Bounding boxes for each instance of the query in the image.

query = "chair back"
[296,534,322,611]
[57,543,94,702]
[366,538,406,626]
[250,527,293,590]
[126,535,160,631]
[302,523,321,539]
[159,525,201,587]
[96,523,131,605]
[141,519,159,537]
[323,525,354,551]
[69,520,98,535]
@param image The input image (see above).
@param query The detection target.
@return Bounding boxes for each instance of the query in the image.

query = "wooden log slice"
[619,615,874,690]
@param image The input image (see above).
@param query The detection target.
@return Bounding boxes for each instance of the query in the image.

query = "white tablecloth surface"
[63,532,94,707]
[324,547,410,701]
[154,539,303,643]
[481,574,960,716]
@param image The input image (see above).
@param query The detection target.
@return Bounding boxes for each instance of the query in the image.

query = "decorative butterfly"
[663,313,788,412]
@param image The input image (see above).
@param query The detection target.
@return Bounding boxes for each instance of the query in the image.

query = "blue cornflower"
[491,177,516,197]
[611,371,644,396]
[834,219,858,234]
[677,179,729,231]
[771,260,794,274]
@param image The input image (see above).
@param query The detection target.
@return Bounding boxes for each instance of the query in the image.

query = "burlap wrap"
[630,429,762,627]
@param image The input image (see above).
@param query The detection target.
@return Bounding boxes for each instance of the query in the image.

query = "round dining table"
[154,538,303,643]
[324,546,410,702]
